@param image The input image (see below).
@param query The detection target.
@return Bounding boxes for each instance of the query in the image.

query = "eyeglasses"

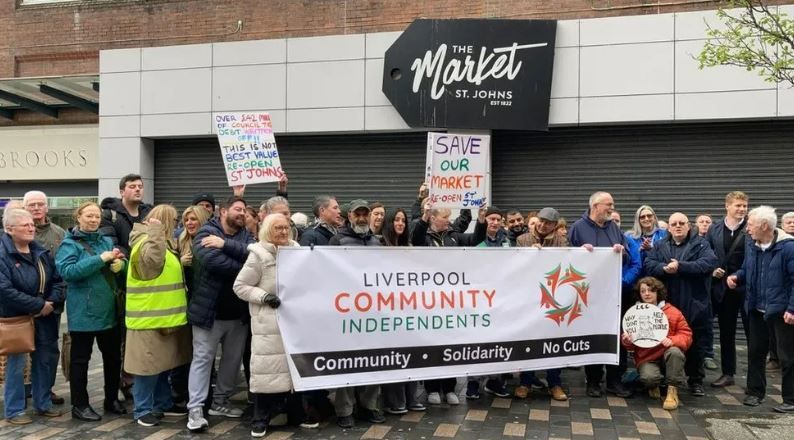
[272,225,290,232]
[11,222,35,229]
[25,202,46,208]
[639,214,654,219]
[669,221,688,227]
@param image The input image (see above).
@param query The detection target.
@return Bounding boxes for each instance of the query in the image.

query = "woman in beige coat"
[233,213,304,438]
[125,205,192,427]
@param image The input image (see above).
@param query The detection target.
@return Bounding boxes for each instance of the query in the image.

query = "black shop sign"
[382,19,557,131]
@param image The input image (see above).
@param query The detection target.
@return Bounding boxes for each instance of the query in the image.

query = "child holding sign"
[621,277,693,410]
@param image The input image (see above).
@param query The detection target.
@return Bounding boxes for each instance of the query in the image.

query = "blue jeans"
[132,372,173,420]
[2,314,60,419]
[520,369,562,388]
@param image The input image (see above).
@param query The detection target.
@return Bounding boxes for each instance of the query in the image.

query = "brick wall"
[1,0,792,125]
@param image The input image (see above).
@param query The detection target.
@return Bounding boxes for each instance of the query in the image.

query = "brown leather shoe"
[711,374,734,388]
[549,386,568,401]
[513,385,530,399]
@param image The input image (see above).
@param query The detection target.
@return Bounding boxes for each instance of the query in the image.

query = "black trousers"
[747,310,794,403]
[715,288,749,375]
[69,327,122,408]
[252,392,304,425]
[585,288,631,387]
[424,378,456,394]
[685,326,707,385]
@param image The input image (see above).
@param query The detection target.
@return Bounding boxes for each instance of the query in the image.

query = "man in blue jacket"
[568,191,632,398]
[186,196,254,432]
[727,206,794,413]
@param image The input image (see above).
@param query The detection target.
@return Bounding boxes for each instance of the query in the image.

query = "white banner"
[277,247,621,391]
[425,132,490,209]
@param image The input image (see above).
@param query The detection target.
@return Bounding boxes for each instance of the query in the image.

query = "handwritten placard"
[622,303,669,349]
[425,132,490,209]
[214,112,284,186]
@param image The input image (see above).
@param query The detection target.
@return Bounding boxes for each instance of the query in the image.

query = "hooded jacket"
[233,240,299,393]
[735,229,794,320]
[99,197,153,257]
[329,225,381,247]
[644,231,718,329]
[55,228,120,332]
[0,233,65,318]
[410,218,486,247]
[189,217,254,329]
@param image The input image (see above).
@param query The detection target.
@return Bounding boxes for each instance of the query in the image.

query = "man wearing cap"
[514,207,568,401]
[568,191,632,398]
[192,193,216,216]
[478,207,509,247]
[328,200,383,427]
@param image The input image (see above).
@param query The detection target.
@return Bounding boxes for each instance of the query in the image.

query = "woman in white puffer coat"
[233,213,303,438]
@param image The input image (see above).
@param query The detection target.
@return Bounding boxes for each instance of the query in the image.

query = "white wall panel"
[213,39,287,66]
[141,68,211,114]
[676,90,777,120]
[100,48,140,73]
[287,34,365,62]
[99,72,140,116]
[580,94,673,123]
[286,107,365,132]
[580,14,673,46]
[212,64,287,111]
[287,60,365,109]
[675,40,773,93]
[580,43,674,97]
[142,44,212,70]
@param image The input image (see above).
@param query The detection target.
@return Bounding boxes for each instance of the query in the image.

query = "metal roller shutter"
[492,120,794,222]
[154,133,428,215]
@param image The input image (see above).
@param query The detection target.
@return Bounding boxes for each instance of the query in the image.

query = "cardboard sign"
[425,132,490,209]
[214,112,284,186]
[622,303,669,348]
[277,247,621,390]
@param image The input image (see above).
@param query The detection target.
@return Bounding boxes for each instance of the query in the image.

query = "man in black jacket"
[328,200,383,428]
[705,191,749,387]
[99,174,153,258]
[186,196,254,432]
[299,195,342,247]
[645,212,718,397]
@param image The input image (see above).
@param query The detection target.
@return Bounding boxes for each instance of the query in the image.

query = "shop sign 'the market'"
[382,19,557,131]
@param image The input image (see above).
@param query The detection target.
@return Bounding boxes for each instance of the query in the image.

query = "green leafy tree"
[698,1,794,86]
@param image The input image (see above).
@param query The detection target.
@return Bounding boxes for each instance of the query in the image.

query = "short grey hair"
[2,209,33,230]
[23,190,47,207]
[749,205,777,230]
[781,212,794,225]
[312,195,336,217]
[260,196,289,214]
[588,191,610,208]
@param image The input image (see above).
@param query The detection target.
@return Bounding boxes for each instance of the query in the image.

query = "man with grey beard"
[328,199,384,427]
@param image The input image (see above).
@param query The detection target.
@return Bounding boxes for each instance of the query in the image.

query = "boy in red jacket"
[622,276,693,410]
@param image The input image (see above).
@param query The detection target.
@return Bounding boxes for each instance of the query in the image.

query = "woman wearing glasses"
[626,205,668,269]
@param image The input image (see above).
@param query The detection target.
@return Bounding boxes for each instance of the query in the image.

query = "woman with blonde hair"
[234,213,308,437]
[626,205,667,264]
[55,201,126,421]
[124,204,192,427]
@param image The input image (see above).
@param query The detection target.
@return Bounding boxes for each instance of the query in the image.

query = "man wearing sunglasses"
[644,212,718,398]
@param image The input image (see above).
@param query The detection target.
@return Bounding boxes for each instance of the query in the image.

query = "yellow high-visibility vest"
[125,236,188,330]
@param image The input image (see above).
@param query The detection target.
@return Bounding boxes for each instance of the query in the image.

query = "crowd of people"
[1,175,793,437]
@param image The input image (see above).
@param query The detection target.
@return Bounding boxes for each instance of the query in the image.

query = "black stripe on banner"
[291,334,616,377]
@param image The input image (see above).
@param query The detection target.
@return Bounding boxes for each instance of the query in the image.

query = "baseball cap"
[348,199,370,213]
[191,193,216,210]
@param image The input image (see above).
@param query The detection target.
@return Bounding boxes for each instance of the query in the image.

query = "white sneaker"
[445,392,460,405]
[186,407,208,432]
[427,392,442,405]
[208,402,244,418]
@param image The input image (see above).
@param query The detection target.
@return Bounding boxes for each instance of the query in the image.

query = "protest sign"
[214,112,284,186]
[622,303,669,348]
[425,132,490,209]
[277,247,621,390]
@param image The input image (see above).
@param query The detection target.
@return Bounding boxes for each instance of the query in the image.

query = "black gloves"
[263,293,281,309]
